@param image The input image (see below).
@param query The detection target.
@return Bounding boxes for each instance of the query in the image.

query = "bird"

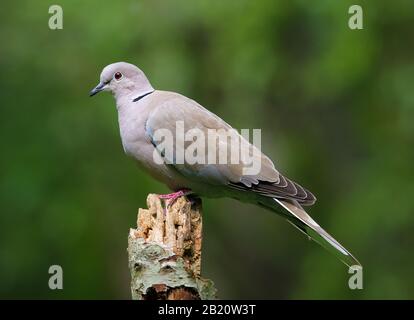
[90,61,360,267]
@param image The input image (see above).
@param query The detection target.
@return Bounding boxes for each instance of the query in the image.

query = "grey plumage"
[90,62,360,267]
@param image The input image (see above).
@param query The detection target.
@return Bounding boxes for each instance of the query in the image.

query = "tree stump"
[128,194,217,300]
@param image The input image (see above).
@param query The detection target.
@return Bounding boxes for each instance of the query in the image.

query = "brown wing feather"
[230,174,316,206]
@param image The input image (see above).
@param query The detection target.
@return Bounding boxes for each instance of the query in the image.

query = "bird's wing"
[145,93,315,204]
[145,93,278,185]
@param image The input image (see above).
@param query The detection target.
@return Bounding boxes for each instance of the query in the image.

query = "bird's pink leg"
[158,189,193,207]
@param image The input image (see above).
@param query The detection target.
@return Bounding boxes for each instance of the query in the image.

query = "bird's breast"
[118,114,147,159]
[116,105,176,186]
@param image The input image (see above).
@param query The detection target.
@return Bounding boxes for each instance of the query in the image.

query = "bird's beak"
[89,82,106,97]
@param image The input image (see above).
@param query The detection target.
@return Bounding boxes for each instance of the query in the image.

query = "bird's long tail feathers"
[263,197,361,268]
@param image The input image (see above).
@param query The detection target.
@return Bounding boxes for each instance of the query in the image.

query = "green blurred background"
[1,0,413,299]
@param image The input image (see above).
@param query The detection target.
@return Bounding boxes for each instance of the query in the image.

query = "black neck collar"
[132,90,154,102]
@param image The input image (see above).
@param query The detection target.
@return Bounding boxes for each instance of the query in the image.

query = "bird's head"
[89,62,153,99]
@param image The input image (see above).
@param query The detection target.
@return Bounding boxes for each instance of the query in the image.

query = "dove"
[90,62,360,267]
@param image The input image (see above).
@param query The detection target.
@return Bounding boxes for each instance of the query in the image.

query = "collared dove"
[90,62,360,267]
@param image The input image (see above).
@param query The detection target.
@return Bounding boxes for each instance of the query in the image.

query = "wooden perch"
[128,194,217,300]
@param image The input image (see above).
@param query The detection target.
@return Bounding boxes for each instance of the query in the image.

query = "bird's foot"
[158,189,193,208]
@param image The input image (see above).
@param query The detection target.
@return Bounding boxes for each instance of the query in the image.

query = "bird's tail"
[260,197,361,268]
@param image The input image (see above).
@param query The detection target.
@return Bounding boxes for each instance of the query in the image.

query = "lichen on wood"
[128,194,217,300]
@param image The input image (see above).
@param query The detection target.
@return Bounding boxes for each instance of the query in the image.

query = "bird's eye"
[114,72,123,80]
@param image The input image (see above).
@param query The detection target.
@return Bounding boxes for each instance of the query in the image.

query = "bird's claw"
[158,189,193,208]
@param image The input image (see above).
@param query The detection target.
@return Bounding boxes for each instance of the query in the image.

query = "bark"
[128,194,217,300]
